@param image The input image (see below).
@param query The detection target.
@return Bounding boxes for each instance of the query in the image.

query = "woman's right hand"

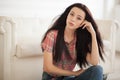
[74,69,85,76]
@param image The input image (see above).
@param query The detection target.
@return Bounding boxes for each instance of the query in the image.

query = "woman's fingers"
[80,20,86,27]
[82,24,87,29]
[82,20,90,29]
[80,20,95,34]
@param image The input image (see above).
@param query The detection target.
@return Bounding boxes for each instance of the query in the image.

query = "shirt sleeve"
[41,30,57,53]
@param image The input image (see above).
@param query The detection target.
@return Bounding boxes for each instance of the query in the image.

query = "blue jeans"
[42,65,103,80]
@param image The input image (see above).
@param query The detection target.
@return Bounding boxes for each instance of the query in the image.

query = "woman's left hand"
[81,20,95,35]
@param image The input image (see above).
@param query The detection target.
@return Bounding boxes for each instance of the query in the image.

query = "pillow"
[15,36,43,58]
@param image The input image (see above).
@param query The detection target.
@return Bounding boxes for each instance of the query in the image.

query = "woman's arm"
[43,50,84,76]
[81,20,99,65]
[86,33,99,65]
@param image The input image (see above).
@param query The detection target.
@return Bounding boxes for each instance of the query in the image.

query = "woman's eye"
[70,13,74,16]
[77,17,81,20]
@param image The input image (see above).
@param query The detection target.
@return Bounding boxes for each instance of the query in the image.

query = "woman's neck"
[64,28,75,44]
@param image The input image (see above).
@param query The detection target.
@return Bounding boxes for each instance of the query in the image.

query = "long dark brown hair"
[41,3,104,68]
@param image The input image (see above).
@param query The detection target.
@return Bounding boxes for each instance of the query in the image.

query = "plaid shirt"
[42,30,77,79]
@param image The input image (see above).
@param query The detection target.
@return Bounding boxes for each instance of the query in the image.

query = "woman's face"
[66,7,85,30]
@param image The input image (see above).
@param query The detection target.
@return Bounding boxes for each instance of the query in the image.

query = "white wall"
[103,0,115,19]
[0,0,104,19]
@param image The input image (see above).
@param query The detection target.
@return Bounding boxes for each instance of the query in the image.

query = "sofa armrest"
[0,16,44,80]
[96,20,117,74]
[0,16,16,80]
[0,16,6,80]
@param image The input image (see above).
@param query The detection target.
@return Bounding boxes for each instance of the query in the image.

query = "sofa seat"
[12,56,43,80]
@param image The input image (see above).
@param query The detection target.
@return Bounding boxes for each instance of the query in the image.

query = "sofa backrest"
[96,20,115,41]
[0,16,116,58]
[12,17,53,58]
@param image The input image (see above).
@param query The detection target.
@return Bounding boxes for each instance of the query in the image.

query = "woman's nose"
[71,17,76,21]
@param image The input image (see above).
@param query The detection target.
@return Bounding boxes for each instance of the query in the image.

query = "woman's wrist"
[91,31,96,37]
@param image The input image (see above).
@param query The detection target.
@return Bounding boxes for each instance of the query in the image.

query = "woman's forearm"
[43,51,83,77]
[44,63,83,77]
[44,64,74,76]
[90,33,99,65]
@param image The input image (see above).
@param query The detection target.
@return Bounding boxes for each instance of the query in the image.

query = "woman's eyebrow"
[78,15,83,18]
[71,11,83,18]
[70,11,74,13]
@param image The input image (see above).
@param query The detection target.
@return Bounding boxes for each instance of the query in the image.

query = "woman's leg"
[75,65,103,80]
[42,72,53,80]
[42,65,103,80]
[63,76,75,80]
[42,72,74,80]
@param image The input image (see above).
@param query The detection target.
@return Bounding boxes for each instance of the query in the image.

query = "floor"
[107,52,120,80]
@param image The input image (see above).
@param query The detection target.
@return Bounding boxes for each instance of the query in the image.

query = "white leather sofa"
[0,16,117,80]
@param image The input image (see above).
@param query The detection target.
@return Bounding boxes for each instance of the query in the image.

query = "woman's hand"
[74,69,85,76]
[80,20,95,35]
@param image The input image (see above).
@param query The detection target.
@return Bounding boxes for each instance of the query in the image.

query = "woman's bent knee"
[91,65,103,73]
[90,65,103,78]
[74,65,103,80]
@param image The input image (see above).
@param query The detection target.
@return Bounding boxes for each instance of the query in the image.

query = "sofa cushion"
[12,17,48,58]
[16,36,43,58]
[100,40,113,74]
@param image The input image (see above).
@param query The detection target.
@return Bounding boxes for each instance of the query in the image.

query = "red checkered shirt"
[42,30,77,79]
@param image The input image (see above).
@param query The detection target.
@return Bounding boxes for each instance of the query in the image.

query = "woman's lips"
[69,22,74,26]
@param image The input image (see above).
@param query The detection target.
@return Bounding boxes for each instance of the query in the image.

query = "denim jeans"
[42,65,103,80]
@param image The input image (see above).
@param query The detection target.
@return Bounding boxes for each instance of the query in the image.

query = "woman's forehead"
[70,7,85,18]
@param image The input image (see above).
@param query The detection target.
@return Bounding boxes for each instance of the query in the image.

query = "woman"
[41,3,104,80]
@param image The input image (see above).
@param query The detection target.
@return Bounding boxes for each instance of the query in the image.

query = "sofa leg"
[103,74,108,80]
